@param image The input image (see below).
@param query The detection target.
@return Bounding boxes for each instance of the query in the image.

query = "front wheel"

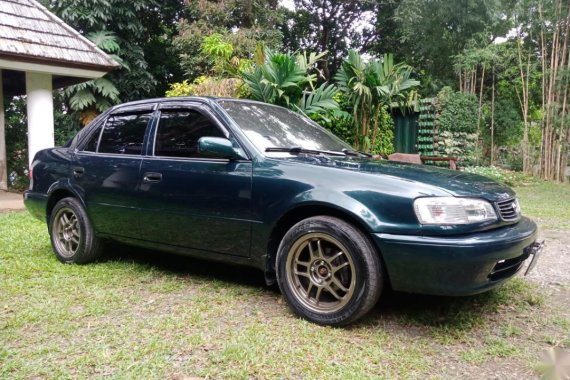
[276,216,383,326]
[48,197,102,264]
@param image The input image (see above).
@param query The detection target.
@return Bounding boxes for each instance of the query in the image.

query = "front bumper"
[372,217,539,296]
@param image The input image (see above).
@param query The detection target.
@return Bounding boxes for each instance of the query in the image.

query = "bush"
[5,97,28,191]
[438,88,478,134]
[464,166,540,187]
[436,88,479,165]
[165,77,245,98]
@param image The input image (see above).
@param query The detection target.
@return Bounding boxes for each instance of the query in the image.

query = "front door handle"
[143,172,162,183]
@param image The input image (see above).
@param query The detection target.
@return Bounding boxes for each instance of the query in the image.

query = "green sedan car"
[24,97,543,326]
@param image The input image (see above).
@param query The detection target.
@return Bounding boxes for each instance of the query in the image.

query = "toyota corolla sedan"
[24,97,543,326]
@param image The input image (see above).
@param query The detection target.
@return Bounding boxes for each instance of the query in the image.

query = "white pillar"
[0,71,7,190]
[26,72,54,167]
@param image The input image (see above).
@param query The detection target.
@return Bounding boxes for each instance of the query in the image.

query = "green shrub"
[464,166,540,187]
[5,97,28,191]
[437,88,479,165]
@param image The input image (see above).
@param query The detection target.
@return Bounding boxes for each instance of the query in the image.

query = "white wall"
[26,72,54,167]
[0,71,7,190]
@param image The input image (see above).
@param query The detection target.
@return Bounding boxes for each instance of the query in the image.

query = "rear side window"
[97,113,151,155]
[154,109,225,158]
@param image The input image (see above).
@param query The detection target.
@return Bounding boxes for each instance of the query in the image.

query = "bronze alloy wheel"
[285,232,357,313]
[52,207,81,258]
[49,197,103,264]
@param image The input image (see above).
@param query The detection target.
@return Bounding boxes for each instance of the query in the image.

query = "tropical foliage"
[165,77,243,98]
[174,0,283,79]
[46,0,183,100]
[63,32,122,125]
[335,50,419,152]
[4,0,570,190]
[241,51,339,117]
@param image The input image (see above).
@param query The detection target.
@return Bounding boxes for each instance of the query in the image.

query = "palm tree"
[335,50,420,152]
[241,50,339,117]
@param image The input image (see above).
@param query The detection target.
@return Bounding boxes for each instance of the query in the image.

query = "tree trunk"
[516,35,532,174]
[476,63,485,165]
[491,71,495,166]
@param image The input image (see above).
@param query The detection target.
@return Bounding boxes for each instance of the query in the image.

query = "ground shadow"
[101,242,270,289]
[101,242,519,330]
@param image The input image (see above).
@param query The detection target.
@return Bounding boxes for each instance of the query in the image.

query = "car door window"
[82,125,103,152]
[98,113,152,155]
[154,109,225,158]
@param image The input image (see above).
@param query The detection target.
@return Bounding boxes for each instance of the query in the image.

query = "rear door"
[137,102,253,257]
[72,105,155,238]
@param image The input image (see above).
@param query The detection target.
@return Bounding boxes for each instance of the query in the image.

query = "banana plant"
[335,50,420,152]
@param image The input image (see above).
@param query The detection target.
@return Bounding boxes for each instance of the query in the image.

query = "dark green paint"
[393,113,418,153]
[198,136,243,159]
[24,97,538,296]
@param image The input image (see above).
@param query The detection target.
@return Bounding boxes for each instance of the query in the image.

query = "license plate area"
[524,240,545,276]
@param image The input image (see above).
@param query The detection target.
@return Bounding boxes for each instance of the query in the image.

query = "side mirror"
[198,137,242,159]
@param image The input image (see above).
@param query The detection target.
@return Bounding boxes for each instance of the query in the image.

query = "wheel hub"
[310,259,332,284]
[63,225,73,241]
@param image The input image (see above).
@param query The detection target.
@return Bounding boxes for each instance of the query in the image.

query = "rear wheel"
[49,197,102,264]
[276,216,382,326]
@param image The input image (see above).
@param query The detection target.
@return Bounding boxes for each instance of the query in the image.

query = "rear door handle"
[143,172,162,183]
[72,167,84,176]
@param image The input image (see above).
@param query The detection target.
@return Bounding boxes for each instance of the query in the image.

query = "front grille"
[488,250,530,281]
[496,198,521,221]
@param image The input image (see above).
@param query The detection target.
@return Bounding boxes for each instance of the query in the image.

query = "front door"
[137,104,253,257]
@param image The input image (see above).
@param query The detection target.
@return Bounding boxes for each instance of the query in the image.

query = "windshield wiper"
[342,149,372,158]
[265,147,372,158]
[265,147,346,156]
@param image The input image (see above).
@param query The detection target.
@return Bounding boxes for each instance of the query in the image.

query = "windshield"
[218,100,352,156]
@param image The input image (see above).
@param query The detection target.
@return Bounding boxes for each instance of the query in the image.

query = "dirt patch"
[527,229,570,288]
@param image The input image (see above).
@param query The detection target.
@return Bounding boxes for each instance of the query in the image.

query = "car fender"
[45,178,88,214]
[283,188,384,232]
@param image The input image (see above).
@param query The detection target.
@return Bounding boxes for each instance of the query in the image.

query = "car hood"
[286,156,515,201]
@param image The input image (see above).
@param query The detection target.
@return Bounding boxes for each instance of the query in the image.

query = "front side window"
[154,109,225,158]
[97,113,151,155]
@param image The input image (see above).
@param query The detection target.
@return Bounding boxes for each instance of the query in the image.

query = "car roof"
[107,97,293,114]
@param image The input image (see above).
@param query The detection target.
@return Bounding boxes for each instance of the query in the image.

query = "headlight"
[414,197,497,225]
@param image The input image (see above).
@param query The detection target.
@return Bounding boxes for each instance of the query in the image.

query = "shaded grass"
[0,211,566,379]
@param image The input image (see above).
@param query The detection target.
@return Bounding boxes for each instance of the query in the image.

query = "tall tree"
[536,0,570,181]
[175,0,284,80]
[45,0,185,102]
[369,0,513,92]
[280,0,376,80]
[365,0,403,57]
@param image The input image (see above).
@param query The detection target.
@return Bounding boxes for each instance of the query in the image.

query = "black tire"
[276,216,382,326]
[48,197,102,264]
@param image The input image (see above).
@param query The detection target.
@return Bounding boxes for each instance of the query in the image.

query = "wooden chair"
[388,153,457,170]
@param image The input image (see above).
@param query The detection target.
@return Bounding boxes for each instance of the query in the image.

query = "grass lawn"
[1,181,569,379]
[514,181,570,230]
